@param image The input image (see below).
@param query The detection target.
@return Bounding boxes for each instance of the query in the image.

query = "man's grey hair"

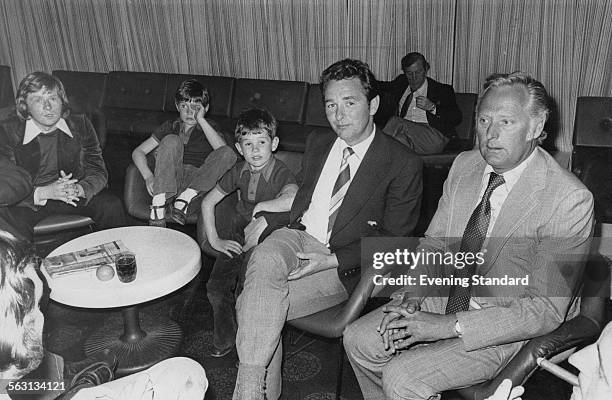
[479,72,550,122]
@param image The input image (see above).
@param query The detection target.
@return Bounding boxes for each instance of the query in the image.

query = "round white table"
[43,226,201,375]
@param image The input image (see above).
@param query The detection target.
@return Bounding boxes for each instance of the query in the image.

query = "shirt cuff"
[33,187,48,206]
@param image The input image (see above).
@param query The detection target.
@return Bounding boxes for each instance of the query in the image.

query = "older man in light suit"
[344,72,594,399]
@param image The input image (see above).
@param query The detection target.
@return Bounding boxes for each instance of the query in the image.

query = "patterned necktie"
[399,89,414,118]
[445,172,505,314]
[327,147,354,242]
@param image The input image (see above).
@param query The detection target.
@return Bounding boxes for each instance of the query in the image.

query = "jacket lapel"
[329,131,389,239]
[13,120,41,179]
[480,149,546,275]
[291,133,335,222]
[449,156,487,245]
[57,124,80,174]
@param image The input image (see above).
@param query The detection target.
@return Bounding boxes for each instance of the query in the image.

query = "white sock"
[151,194,166,219]
[175,188,198,208]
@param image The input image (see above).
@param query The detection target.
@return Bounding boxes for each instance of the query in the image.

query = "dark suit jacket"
[377,76,462,137]
[0,114,107,208]
[290,128,423,283]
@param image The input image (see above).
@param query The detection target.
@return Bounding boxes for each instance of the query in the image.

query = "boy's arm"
[252,183,298,216]
[201,186,242,257]
[196,106,226,150]
[132,137,159,195]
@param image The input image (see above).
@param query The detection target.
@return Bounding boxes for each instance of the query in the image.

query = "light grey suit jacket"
[419,147,594,352]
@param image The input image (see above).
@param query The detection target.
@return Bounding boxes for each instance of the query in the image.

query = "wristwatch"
[454,320,463,337]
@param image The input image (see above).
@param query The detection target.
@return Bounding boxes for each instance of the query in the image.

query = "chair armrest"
[123,163,151,220]
[458,315,601,400]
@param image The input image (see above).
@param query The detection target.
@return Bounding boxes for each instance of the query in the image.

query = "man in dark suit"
[232,59,423,400]
[0,72,125,241]
[377,52,462,154]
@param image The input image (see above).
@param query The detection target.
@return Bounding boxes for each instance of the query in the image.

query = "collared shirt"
[301,126,376,245]
[478,148,538,236]
[216,155,297,222]
[23,118,72,144]
[399,79,429,124]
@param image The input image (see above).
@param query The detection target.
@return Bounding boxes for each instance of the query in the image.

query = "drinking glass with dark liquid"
[115,252,137,283]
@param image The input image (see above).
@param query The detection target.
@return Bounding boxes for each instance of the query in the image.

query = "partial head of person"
[475,72,549,174]
[401,52,430,92]
[0,231,45,381]
[15,72,70,132]
[234,108,279,171]
[319,58,380,146]
[174,79,210,127]
[569,321,612,400]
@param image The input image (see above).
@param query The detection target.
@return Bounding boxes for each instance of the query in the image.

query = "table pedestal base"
[84,306,182,376]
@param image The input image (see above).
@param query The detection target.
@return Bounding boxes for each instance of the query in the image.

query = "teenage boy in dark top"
[201,108,298,358]
[132,78,236,227]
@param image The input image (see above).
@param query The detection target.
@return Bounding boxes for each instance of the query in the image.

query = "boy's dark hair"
[174,79,210,107]
[234,108,277,141]
[319,58,378,101]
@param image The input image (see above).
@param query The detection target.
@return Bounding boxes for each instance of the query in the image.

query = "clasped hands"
[377,297,456,353]
[40,170,83,206]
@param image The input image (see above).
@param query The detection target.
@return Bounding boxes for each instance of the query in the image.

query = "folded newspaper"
[43,240,131,278]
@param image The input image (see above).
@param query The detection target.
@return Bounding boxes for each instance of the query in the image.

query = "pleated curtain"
[1,0,611,152]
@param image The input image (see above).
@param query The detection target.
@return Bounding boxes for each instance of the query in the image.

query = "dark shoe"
[58,350,117,399]
[210,345,235,358]
[149,204,166,227]
[63,349,117,380]
[170,199,189,225]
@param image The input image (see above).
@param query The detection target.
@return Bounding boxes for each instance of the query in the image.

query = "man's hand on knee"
[378,297,420,352]
[289,252,338,280]
[384,309,457,350]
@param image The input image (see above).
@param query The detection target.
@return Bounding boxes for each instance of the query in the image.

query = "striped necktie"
[327,147,354,242]
[445,172,505,315]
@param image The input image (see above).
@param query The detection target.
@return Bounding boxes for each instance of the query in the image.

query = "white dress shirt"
[301,127,376,245]
[478,148,537,236]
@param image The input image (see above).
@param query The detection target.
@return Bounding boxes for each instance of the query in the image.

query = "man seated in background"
[344,72,594,399]
[0,72,126,242]
[201,108,297,358]
[377,52,462,154]
[131,78,236,228]
[0,230,208,400]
